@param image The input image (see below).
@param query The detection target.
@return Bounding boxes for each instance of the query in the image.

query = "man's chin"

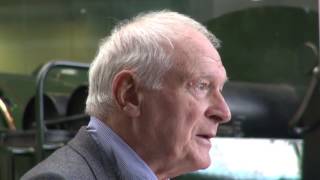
[174,154,211,177]
[192,154,211,171]
[200,158,211,169]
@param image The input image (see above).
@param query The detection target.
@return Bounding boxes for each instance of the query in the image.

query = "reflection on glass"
[195,138,302,179]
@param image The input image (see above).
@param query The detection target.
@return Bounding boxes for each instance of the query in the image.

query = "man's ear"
[112,70,141,117]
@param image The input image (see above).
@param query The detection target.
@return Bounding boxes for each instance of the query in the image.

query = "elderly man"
[22,10,231,179]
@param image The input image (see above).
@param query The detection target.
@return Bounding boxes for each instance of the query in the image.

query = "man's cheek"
[185,101,202,122]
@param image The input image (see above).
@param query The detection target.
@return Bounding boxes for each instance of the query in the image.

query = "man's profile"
[22,10,231,180]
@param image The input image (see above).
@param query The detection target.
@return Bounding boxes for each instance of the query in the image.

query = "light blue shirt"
[87,117,157,180]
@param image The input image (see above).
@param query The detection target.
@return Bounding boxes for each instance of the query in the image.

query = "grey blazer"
[21,127,119,180]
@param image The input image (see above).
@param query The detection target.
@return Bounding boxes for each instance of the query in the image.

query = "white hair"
[85,10,221,118]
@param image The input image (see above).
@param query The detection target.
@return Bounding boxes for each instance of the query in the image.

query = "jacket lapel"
[68,127,119,180]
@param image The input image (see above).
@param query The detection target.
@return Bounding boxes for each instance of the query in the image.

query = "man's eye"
[187,80,212,98]
[196,81,210,91]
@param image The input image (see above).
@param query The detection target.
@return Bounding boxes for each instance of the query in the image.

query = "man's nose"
[205,92,231,124]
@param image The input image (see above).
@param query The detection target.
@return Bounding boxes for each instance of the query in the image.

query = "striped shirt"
[87,117,157,180]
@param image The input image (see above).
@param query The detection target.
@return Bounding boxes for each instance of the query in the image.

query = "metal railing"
[0,97,16,130]
[35,61,89,162]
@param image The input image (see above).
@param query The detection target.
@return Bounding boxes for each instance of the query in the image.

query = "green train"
[0,0,319,179]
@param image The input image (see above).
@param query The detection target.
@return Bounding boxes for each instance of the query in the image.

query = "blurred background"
[0,0,319,179]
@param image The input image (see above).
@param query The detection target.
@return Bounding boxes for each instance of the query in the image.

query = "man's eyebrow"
[196,74,229,85]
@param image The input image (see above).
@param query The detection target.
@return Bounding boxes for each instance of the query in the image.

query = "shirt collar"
[87,116,157,180]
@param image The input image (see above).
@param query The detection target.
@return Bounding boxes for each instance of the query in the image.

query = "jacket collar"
[68,127,119,180]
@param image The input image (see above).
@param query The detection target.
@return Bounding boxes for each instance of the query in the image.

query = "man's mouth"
[197,134,214,139]
[196,133,214,147]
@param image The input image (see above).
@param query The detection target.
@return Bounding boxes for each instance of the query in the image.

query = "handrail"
[288,1,320,135]
[35,61,89,162]
[288,65,319,132]
[0,97,16,130]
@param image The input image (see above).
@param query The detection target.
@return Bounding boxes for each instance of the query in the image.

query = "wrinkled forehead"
[174,27,221,61]
[178,27,220,54]
[169,29,225,80]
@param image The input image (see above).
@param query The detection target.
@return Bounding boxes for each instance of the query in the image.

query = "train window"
[176,138,302,179]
